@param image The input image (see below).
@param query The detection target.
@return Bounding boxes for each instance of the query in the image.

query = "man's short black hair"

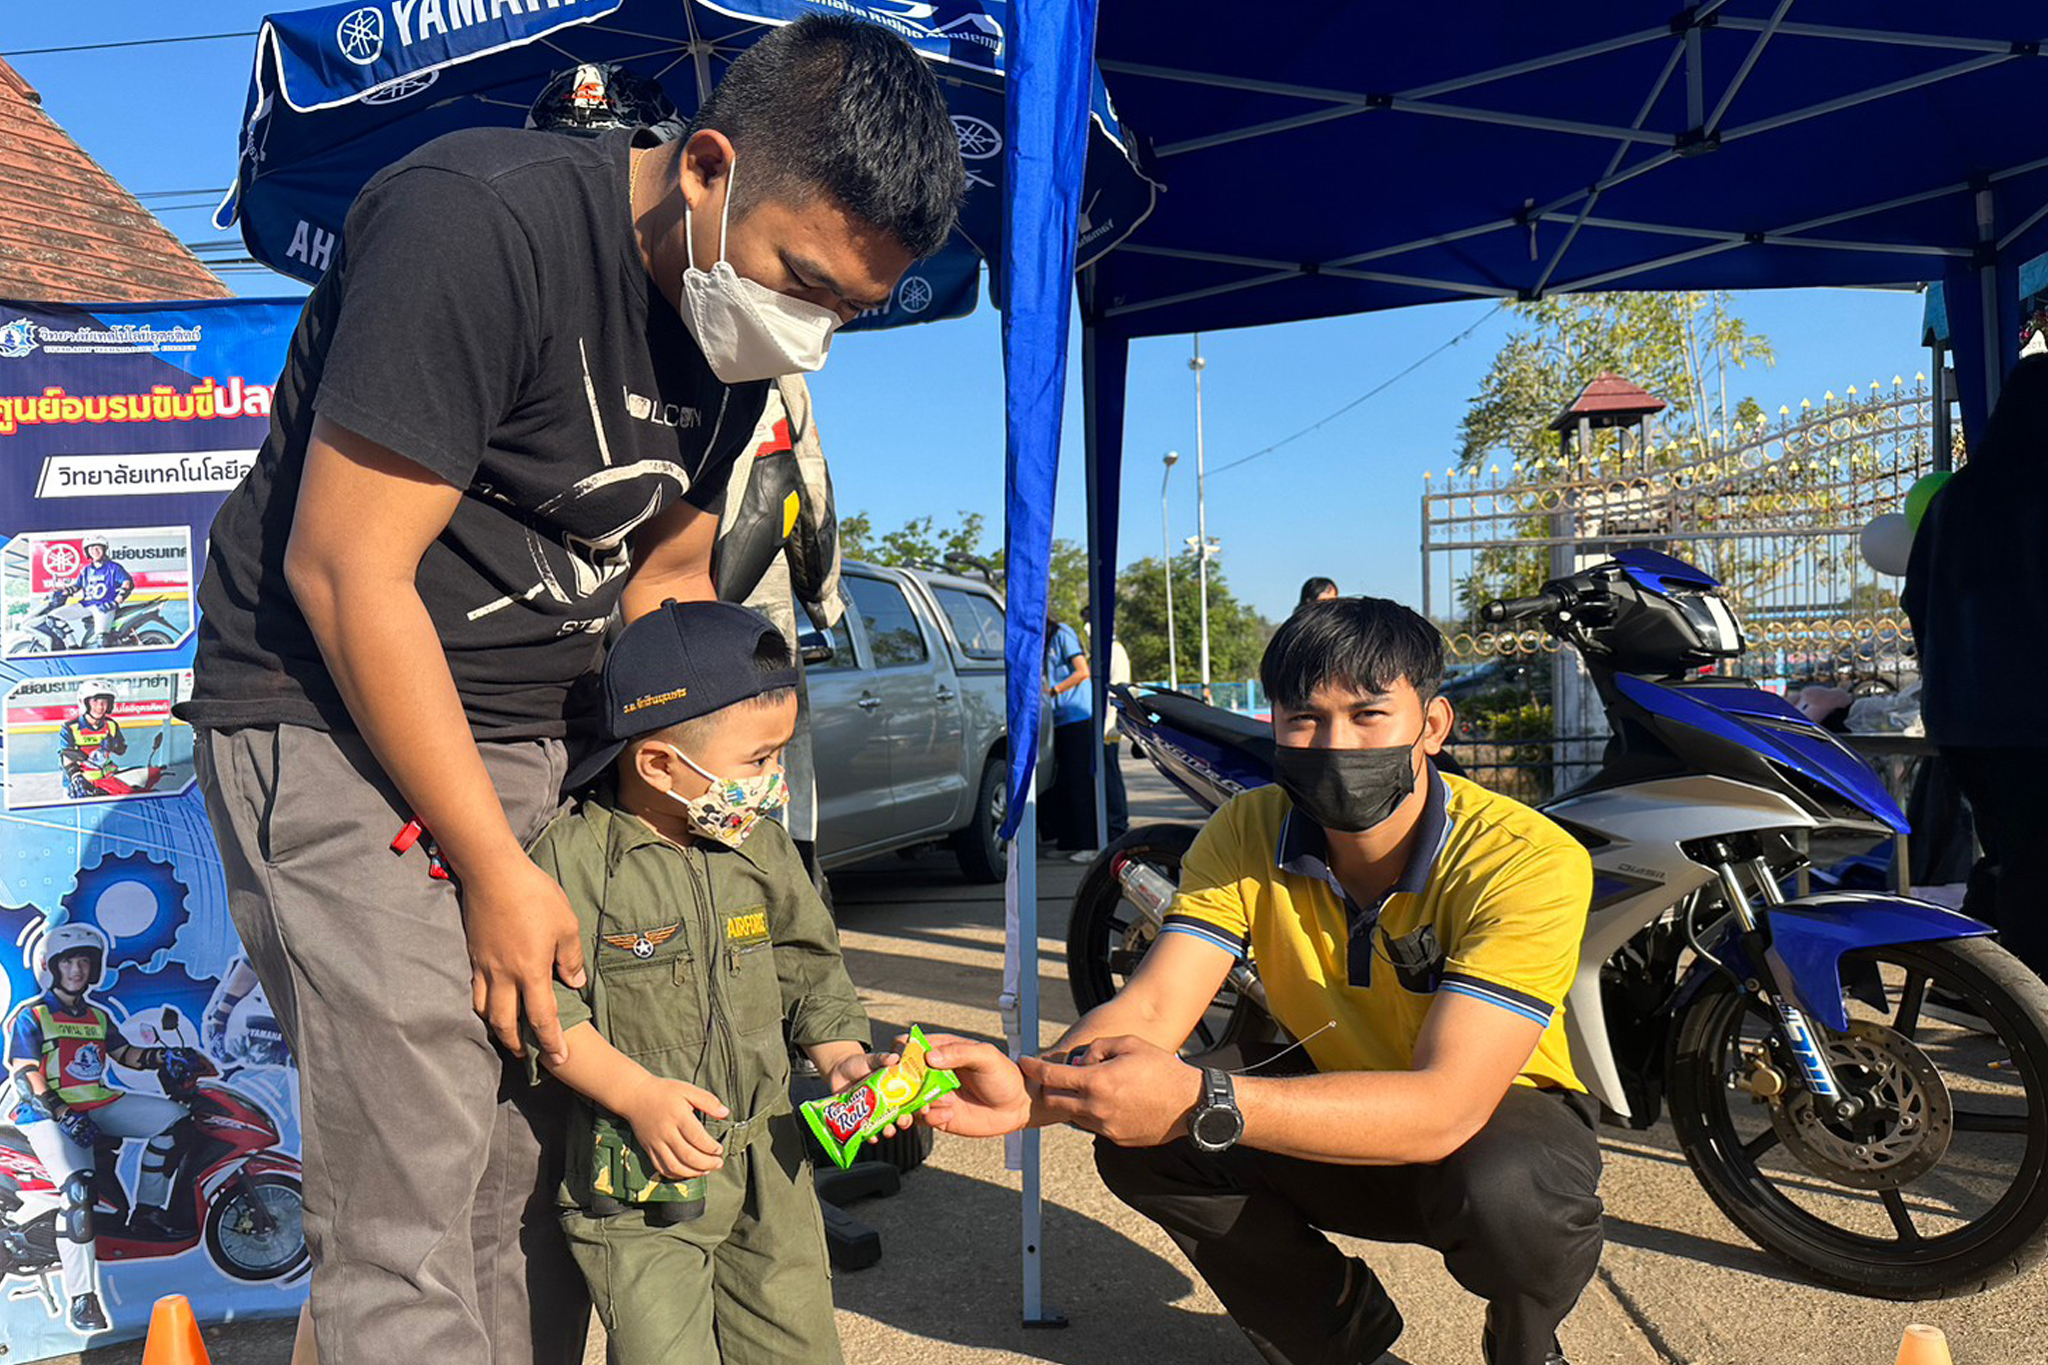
[1261,597,1446,710]
[693,14,965,259]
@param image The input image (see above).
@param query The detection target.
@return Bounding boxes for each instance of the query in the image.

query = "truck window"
[846,575,929,668]
[932,586,1005,661]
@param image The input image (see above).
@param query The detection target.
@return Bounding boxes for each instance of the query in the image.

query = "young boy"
[528,599,875,1364]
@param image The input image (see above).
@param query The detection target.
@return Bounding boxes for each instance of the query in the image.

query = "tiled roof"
[1549,372,1667,430]
[0,58,231,302]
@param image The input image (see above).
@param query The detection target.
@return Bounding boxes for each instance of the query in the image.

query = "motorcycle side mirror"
[160,1006,181,1032]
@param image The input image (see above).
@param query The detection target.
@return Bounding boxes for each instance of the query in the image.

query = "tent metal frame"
[1097,18,2043,333]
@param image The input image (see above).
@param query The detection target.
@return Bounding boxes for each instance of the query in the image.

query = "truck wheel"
[951,757,1007,884]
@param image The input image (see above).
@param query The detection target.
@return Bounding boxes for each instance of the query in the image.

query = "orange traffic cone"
[141,1294,212,1365]
[1895,1323,1953,1365]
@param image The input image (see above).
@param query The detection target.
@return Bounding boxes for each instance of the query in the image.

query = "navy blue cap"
[562,600,797,793]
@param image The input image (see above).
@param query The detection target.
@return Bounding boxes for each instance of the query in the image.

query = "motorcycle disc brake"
[1770,1019,1954,1190]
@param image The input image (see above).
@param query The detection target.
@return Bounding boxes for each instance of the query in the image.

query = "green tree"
[837,509,1095,641]
[1114,550,1273,685]
[1451,291,1777,617]
[1458,291,1775,474]
[838,509,1005,576]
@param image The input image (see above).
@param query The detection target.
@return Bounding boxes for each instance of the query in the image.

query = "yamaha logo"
[337,7,385,65]
[363,70,439,104]
[952,114,1002,160]
[897,276,934,314]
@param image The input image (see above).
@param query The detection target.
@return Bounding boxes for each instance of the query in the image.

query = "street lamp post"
[1161,450,1180,691]
[1191,336,1211,695]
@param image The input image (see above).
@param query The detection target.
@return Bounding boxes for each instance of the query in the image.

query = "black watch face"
[1192,1102,1243,1148]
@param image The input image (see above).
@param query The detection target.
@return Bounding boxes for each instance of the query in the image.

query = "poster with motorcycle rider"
[0,298,305,1360]
[3,527,194,658]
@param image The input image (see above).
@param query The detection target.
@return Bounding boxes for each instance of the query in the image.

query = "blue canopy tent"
[993,6,2048,1315]
[1056,2,2048,784]
[213,0,1153,331]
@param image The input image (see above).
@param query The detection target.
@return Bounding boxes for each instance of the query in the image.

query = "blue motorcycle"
[1069,549,2048,1298]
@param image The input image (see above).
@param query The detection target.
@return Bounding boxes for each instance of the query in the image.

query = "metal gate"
[1423,376,1948,802]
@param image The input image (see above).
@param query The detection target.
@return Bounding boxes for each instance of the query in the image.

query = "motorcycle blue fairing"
[1614,547,1723,596]
[1611,673,1909,833]
[1699,894,1993,1031]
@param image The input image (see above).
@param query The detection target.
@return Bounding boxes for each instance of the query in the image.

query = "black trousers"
[1095,1086,1604,1365]
[1942,745,2048,980]
[1049,718,1098,850]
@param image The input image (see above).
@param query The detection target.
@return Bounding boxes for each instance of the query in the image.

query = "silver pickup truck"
[800,562,1043,883]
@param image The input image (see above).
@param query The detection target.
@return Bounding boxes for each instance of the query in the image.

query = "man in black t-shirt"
[181,18,962,1363]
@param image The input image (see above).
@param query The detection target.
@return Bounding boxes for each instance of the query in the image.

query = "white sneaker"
[1066,849,1101,864]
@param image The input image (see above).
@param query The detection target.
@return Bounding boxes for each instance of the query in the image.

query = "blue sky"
[7,4,1936,621]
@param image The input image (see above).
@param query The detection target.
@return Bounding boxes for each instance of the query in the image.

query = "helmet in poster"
[527,63,681,140]
[77,679,117,713]
[34,921,109,992]
[81,535,109,553]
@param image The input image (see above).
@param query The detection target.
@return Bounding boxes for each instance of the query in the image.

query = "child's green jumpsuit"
[528,781,869,1364]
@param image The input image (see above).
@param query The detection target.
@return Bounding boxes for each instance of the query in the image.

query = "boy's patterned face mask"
[660,744,787,848]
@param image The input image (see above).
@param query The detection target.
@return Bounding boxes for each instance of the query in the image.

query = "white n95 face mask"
[678,164,842,384]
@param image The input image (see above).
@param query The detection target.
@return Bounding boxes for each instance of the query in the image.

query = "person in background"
[1297,576,1339,610]
[1045,612,1097,855]
[1904,353,2048,983]
[70,536,134,649]
[1080,603,1131,853]
[713,374,842,889]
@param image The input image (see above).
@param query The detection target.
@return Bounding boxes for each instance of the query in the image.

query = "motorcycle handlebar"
[1480,592,1561,624]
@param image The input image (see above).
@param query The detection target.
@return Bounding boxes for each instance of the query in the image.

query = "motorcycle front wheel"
[206,1172,308,1281]
[1668,936,2048,1298]
[1065,823,1265,1056]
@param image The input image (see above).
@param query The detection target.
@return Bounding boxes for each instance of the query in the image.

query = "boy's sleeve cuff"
[788,997,871,1052]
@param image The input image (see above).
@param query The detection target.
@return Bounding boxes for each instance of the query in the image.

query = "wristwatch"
[1188,1067,1244,1153]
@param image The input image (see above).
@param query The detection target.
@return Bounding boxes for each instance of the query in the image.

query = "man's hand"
[623,1077,730,1180]
[1022,1034,1204,1147]
[918,1035,1032,1138]
[463,858,587,1064]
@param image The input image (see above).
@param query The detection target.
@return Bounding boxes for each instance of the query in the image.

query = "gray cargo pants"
[194,724,588,1365]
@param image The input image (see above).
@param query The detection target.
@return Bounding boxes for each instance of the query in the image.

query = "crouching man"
[923,597,1605,1365]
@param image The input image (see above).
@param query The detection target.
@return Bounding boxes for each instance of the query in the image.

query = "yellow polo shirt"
[1164,767,1590,1091]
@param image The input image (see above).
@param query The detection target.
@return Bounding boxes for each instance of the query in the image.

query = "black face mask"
[1272,731,1424,834]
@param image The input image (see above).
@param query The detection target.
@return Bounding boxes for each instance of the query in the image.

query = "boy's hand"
[818,1048,921,1139]
[463,857,587,1065]
[820,1049,892,1095]
[624,1077,730,1180]
[915,1034,1032,1138]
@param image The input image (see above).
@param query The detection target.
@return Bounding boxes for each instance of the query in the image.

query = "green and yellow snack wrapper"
[591,1109,706,1216]
[802,1025,960,1170]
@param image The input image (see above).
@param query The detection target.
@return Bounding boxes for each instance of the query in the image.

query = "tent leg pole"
[1014,780,1066,1329]
[1930,341,1951,471]
[1977,188,2003,418]
[1083,320,1109,852]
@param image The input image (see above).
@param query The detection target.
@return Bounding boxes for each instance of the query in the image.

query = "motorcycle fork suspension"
[1706,844,1861,1120]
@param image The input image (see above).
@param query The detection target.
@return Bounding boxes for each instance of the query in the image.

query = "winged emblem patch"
[603,923,681,960]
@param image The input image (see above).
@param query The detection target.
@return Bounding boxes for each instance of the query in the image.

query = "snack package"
[802,1025,960,1170]
[589,1109,706,1223]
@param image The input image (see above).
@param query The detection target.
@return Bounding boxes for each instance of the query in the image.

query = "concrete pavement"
[59,761,2048,1364]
